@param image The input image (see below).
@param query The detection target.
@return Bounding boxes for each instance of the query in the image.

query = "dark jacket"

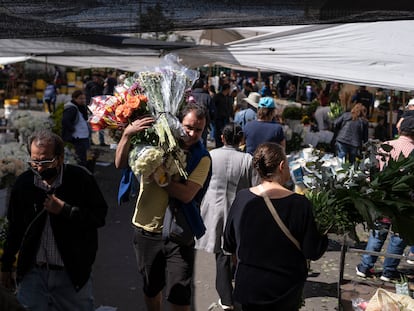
[334,112,368,148]
[61,101,89,142]
[191,88,215,122]
[1,164,108,291]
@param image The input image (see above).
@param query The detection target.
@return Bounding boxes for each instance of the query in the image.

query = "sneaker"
[356,264,369,278]
[218,299,234,310]
[380,271,402,282]
[407,253,414,265]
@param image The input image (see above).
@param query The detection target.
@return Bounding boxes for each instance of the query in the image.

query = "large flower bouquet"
[294,141,414,243]
[89,54,199,184]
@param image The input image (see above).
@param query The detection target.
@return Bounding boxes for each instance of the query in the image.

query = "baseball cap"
[258,97,275,109]
[400,116,414,134]
[406,98,414,109]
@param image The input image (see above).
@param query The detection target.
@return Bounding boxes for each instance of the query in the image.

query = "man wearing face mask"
[1,129,108,311]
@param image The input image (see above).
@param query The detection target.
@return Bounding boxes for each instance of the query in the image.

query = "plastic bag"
[352,297,368,310]
[366,288,414,311]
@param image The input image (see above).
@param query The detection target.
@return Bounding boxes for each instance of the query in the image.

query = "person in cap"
[243,97,285,155]
[396,98,414,133]
[234,92,261,130]
[356,116,414,282]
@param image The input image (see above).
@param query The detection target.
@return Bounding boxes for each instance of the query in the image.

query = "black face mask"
[32,167,59,180]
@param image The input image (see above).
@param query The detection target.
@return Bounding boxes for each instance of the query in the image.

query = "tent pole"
[389,93,393,138]
[402,92,406,112]
[45,56,48,76]
[296,76,301,102]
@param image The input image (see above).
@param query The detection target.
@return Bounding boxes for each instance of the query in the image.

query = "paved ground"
[88,144,412,311]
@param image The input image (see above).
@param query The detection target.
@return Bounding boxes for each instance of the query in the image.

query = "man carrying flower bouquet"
[115,102,211,311]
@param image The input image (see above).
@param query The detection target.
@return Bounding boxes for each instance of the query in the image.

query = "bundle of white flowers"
[9,111,54,144]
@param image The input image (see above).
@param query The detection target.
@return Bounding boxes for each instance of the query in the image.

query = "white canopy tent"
[30,56,163,72]
[0,37,176,72]
[1,22,414,91]
[176,21,414,91]
[0,56,31,65]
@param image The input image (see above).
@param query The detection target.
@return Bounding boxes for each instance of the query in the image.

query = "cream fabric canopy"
[176,21,414,91]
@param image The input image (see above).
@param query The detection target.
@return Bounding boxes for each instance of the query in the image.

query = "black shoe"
[380,270,402,282]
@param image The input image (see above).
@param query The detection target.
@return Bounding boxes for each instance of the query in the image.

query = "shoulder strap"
[258,184,301,250]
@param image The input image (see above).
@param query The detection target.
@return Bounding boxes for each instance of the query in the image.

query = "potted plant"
[302,141,414,243]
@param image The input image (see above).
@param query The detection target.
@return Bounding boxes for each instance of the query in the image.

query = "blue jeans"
[17,267,94,311]
[336,141,359,163]
[360,226,406,275]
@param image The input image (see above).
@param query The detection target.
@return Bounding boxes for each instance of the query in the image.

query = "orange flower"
[115,105,128,123]
[122,106,133,118]
[138,94,148,103]
[126,94,140,109]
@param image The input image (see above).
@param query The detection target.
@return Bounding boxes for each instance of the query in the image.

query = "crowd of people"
[1,69,414,311]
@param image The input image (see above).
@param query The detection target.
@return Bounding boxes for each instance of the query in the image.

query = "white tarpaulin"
[31,56,162,72]
[176,21,414,91]
[0,56,30,65]
[0,37,164,72]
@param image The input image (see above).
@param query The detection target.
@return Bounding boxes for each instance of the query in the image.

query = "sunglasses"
[27,158,56,167]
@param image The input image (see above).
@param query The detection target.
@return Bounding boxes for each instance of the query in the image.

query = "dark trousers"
[72,138,90,168]
[44,98,56,113]
[241,283,303,311]
[214,119,227,148]
[215,251,234,306]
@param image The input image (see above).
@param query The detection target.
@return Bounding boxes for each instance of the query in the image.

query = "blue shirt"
[234,108,257,130]
[244,120,285,155]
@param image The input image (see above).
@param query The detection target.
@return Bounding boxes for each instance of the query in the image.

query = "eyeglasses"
[27,158,56,167]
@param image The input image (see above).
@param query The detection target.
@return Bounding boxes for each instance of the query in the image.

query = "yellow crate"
[35,79,46,90]
[4,99,18,106]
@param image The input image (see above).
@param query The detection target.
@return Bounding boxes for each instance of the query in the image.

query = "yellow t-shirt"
[132,156,211,233]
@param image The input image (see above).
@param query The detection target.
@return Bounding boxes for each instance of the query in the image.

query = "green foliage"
[51,103,64,136]
[303,100,319,118]
[367,155,414,243]
[305,154,369,236]
[286,132,303,154]
[282,106,303,120]
[305,144,414,243]
[328,102,343,120]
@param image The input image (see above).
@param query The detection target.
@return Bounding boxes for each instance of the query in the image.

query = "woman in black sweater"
[224,142,327,311]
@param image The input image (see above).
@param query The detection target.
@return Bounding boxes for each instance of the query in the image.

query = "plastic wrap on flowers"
[89,95,123,131]
[135,54,199,151]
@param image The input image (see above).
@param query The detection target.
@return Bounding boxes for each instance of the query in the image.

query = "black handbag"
[162,204,194,246]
